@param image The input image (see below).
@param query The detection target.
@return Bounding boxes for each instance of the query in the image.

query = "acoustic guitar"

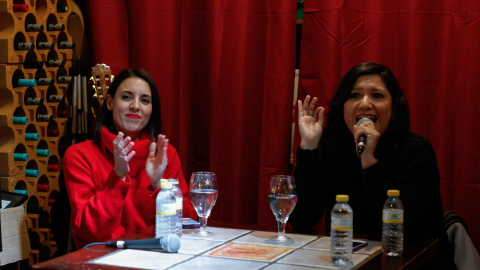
[90,63,114,117]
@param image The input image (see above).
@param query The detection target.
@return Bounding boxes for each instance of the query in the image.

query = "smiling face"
[343,74,393,135]
[106,77,153,140]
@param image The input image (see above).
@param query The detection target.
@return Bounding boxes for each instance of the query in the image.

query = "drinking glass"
[268,175,297,243]
[189,171,218,236]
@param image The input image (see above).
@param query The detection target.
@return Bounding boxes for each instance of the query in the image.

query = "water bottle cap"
[336,194,349,202]
[168,178,179,184]
[387,190,400,196]
[160,179,168,183]
[161,182,173,189]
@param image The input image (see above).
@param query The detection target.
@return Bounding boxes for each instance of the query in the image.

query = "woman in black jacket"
[289,62,455,269]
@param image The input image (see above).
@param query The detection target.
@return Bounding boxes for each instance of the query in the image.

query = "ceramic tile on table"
[263,263,335,270]
[178,238,224,255]
[182,227,250,241]
[234,231,318,248]
[303,236,331,250]
[277,249,370,269]
[89,249,193,270]
[169,256,267,270]
[303,237,382,256]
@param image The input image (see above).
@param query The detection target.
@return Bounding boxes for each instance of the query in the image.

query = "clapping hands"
[112,132,169,189]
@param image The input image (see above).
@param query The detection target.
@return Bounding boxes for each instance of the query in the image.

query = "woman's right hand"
[298,95,325,150]
[113,132,136,179]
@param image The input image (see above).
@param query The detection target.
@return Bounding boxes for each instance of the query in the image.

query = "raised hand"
[298,95,325,149]
[145,134,169,189]
[113,132,136,179]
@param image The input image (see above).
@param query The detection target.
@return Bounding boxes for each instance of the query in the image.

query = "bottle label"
[176,197,183,210]
[382,209,404,223]
[331,217,353,230]
[156,203,176,215]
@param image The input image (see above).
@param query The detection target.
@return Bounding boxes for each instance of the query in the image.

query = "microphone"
[357,118,372,155]
[106,234,181,252]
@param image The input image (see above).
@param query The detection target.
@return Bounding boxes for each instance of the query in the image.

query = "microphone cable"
[83,242,107,249]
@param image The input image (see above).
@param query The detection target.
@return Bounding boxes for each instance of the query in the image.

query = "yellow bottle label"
[382,209,404,223]
[176,198,183,210]
[156,203,176,215]
[331,217,353,230]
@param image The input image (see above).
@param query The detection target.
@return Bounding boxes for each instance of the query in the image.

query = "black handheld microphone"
[357,118,372,155]
[106,234,181,252]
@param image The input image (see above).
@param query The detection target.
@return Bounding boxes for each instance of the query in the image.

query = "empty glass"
[189,171,218,236]
[268,175,297,243]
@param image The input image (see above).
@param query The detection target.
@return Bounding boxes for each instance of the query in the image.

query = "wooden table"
[33,226,438,270]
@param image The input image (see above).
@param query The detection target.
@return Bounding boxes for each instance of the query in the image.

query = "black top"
[290,132,456,269]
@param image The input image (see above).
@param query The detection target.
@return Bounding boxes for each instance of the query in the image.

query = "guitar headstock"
[90,63,113,109]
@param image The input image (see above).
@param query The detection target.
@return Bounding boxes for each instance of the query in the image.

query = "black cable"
[83,242,107,249]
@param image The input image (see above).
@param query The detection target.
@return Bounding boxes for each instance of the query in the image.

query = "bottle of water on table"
[169,178,183,237]
[156,182,177,237]
[331,194,353,264]
[382,189,404,256]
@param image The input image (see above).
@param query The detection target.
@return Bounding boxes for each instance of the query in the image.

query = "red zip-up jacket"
[64,127,196,248]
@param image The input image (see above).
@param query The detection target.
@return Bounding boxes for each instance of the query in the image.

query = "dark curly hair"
[93,68,162,144]
[322,62,410,148]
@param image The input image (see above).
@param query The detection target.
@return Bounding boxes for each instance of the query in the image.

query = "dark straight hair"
[93,68,162,145]
[323,62,410,144]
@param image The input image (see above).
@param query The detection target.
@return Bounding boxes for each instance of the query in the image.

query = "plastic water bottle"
[169,178,183,237]
[382,189,404,256]
[330,194,353,264]
[155,182,177,237]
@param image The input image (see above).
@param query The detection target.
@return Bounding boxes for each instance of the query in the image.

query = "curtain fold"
[298,0,480,250]
[87,0,296,229]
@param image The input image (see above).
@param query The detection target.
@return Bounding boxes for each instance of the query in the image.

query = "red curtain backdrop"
[87,0,297,229]
[297,0,480,249]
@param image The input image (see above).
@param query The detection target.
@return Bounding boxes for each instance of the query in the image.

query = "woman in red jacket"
[63,68,196,249]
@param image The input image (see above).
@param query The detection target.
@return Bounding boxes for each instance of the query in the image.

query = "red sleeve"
[164,145,198,219]
[63,143,130,248]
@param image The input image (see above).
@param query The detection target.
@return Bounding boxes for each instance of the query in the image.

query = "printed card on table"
[207,242,295,261]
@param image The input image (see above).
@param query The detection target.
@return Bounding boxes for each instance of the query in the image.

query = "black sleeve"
[364,136,445,241]
[289,147,326,231]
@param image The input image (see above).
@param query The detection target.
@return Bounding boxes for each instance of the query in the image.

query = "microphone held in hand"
[106,234,181,252]
[357,118,372,155]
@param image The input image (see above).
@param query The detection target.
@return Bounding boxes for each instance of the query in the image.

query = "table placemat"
[207,242,295,262]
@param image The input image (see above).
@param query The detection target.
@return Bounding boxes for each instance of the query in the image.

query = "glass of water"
[189,171,218,236]
[268,175,297,243]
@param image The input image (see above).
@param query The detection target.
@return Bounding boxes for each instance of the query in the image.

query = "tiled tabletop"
[89,227,382,270]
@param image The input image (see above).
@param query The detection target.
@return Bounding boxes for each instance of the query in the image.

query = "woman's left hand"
[145,134,169,189]
[353,120,380,168]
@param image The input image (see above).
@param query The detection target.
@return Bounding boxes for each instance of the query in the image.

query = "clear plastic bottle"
[382,189,404,256]
[330,194,353,264]
[155,182,177,238]
[169,178,183,237]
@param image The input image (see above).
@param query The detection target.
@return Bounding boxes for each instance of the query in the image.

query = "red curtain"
[87,0,297,229]
[297,0,480,249]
